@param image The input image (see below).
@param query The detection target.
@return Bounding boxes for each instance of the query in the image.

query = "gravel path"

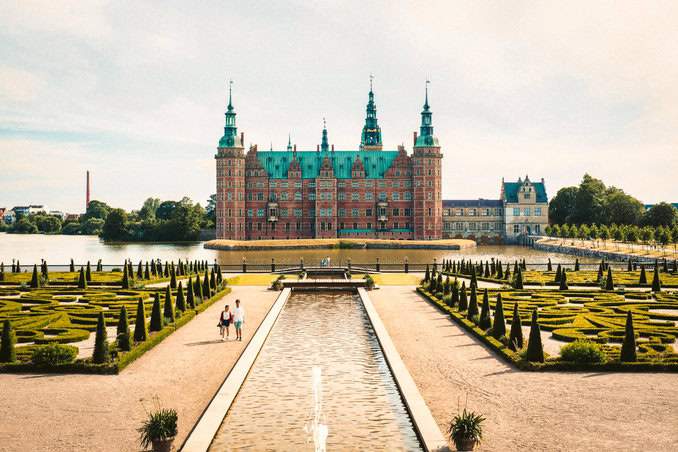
[0,286,278,452]
[370,286,678,452]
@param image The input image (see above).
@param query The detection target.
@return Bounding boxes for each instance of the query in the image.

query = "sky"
[1,0,677,214]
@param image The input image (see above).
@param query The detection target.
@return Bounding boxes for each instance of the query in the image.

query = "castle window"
[338,208,345,217]
[428,208,432,216]
[513,208,520,216]
[513,224,520,234]
[535,207,542,216]
[294,208,302,217]
[405,208,411,216]
[294,192,302,201]
[367,223,372,229]
[247,209,253,217]
[404,192,412,200]
[340,222,345,229]
[338,192,345,201]
[257,209,264,217]
[392,192,400,201]
[366,208,372,216]
[379,192,387,201]
[524,207,531,216]
[351,208,359,217]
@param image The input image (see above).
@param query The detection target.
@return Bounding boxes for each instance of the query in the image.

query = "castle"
[215,82,442,240]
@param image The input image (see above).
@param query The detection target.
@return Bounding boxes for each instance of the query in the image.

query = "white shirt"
[233,306,245,322]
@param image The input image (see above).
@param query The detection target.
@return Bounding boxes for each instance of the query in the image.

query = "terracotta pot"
[455,437,477,451]
[151,438,174,452]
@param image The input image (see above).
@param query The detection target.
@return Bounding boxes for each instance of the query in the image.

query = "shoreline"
[204,238,476,251]
[535,237,675,263]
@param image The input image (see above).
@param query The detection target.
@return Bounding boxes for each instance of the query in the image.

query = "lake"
[0,233,599,267]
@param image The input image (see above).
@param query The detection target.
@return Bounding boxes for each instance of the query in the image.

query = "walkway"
[0,286,278,452]
[371,286,678,451]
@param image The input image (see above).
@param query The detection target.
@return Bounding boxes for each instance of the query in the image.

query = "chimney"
[293,144,297,152]
[331,144,334,151]
[240,132,244,145]
[317,144,319,151]
[413,131,418,146]
[86,170,90,210]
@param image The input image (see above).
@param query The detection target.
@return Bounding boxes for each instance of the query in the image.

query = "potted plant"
[448,408,485,451]
[138,407,178,452]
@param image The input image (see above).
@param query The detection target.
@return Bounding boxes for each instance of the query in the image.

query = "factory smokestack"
[86,170,91,211]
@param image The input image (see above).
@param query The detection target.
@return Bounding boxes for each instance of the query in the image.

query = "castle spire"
[414,79,438,147]
[219,79,241,147]
[321,117,329,152]
[360,74,383,150]
[287,133,292,152]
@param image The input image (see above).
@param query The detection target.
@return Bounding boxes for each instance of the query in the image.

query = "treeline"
[545,223,678,249]
[549,174,677,227]
[99,197,215,242]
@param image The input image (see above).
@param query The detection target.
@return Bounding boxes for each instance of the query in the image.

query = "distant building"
[65,213,81,223]
[12,205,46,218]
[643,203,678,210]
[48,211,66,220]
[442,200,504,243]
[501,176,549,242]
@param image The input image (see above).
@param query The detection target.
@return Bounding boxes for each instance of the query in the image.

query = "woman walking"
[219,304,232,341]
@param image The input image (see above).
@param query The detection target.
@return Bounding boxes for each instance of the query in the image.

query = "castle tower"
[412,81,443,239]
[359,76,383,151]
[315,122,337,238]
[215,81,246,240]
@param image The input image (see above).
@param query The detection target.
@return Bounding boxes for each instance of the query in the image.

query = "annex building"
[215,83,442,240]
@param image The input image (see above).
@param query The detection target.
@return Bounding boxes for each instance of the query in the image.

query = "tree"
[467,286,479,320]
[559,270,568,290]
[571,174,606,225]
[187,277,196,308]
[150,293,164,332]
[508,303,523,351]
[101,208,128,241]
[548,186,578,224]
[642,202,678,228]
[138,197,161,222]
[155,201,178,221]
[133,298,148,342]
[512,267,523,289]
[620,311,637,362]
[0,320,16,363]
[175,281,186,312]
[459,283,468,311]
[605,267,614,291]
[526,309,544,363]
[639,226,654,251]
[121,265,130,289]
[491,293,506,340]
[599,224,610,247]
[12,218,38,234]
[651,268,662,292]
[163,286,175,323]
[116,306,131,352]
[86,261,92,282]
[639,265,647,284]
[478,289,491,329]
[78,267,87,289]
[206,194,217,224]
[92,312,110,364]
[30,264,40,288]
[80,217,105,235]
[34,214,62,233]
[84,200,111,221]
[603,189,644,225]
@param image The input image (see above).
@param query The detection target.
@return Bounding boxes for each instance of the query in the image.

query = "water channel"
[209,291,422,451]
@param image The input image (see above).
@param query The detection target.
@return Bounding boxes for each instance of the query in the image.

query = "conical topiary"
[491,293,506,340]
[170,266,177,289]
[116,306,131,352]
[149,293,163,332]
[163,286,175,323]
[639,265,647,284]
[144,262,150,280]
[121,265,130,289]
[574,259,580,271]
[459,282,468,311]
[424,264,430,283]
[620,311,637,362]
[175,281,186,312]
[467,286,479,320]
[70,258,75,273]
[513,267,523,289]
[92,311,110,364]
[78,267,87,289]
[526,309,544,362]
[194,274,202,299]
[187,277,196,308]
[559,270,568,290]
[547,258,552,272]
[133,297,148,342]
[86,261,92,282]
[30,264,40,288]
[508,302,524,351]
[554,264,562,283]
[605,267,614,291]
[478,289,491,329]
[651,269,662,292]
[0,320,17,363]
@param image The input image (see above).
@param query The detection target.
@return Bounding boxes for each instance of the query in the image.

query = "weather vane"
[369,73,374,91]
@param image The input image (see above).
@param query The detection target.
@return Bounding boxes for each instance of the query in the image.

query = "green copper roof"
[360,80,382,148]
[256,150,399,179]
[414,81,438,147]
[502,181,548,203]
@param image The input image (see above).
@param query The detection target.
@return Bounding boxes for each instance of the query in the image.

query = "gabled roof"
[502,180,548,203]
[255,150,399,179]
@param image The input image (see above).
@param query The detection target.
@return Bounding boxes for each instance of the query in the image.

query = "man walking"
[233,299,245,341]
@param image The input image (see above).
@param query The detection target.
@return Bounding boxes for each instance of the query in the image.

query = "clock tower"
[359,76,383,151]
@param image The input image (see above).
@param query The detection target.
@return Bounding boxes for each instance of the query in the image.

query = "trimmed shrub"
[547,258,552,272]
[86,261,92,282]
[92,311,110,364]
[163,286,175,323]
[639,265,647,284]
[30,264,40,288]
[651,270,662,292]
[559,270,568,291]
[1,320,17,363]
[31,343,77,366]
[491,293,506,340]
[150,293,164,332]
[512,267,523,289]
[526,309,544,363]
[121,266,130,289]
[560,340,606,363]
[175,281,186,312]
[78,267,87,289]
[186,278,196,309]
[458,283,468,311]
[117,306,131,352]
[170,267,177,289]
[133,297,148,342]
[605,268,614,291]
[620,311,637,362]
[554,264,562,283]
[478,289,491,329]
[508,303,523,351]
[574,259,580,272]
[467,286,479,320]
[70,258,75,273]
